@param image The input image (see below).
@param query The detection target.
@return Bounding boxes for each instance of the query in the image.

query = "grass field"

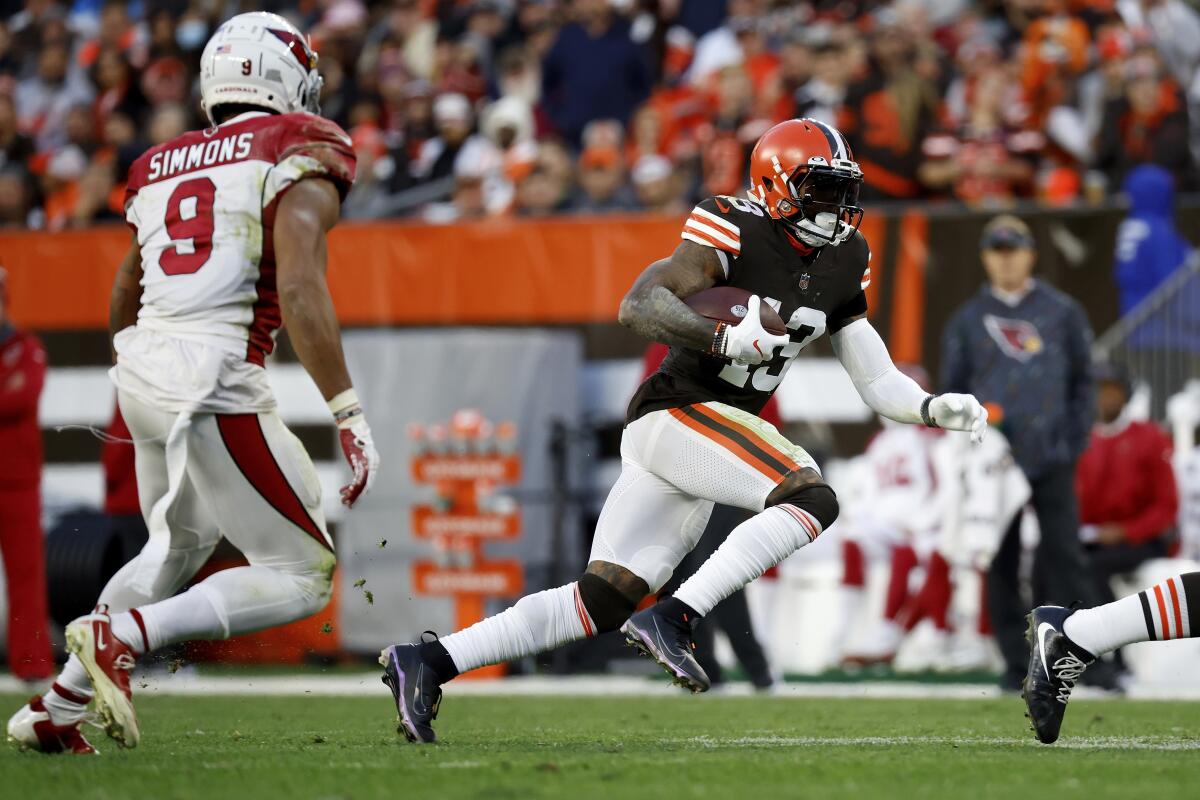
[3,691,1198,799]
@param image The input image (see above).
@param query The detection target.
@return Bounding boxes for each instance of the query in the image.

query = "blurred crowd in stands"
[2,0,1200,229]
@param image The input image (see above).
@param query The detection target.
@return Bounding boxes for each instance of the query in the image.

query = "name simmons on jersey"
[146,132,255,181]
[627,194,870,423]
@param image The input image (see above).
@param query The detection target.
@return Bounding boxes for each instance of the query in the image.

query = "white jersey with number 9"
[114,110,355,413]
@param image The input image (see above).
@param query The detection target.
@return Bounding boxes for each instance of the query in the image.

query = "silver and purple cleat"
[621,604,711,693]
[379,643,442,744]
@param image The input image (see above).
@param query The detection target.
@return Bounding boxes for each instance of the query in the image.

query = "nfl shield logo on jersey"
[798,273,810,291]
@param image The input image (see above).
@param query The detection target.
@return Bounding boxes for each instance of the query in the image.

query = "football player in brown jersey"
[382,119,986,742]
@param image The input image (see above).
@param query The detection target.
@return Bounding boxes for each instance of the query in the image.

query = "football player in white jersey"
[7,13,379,754]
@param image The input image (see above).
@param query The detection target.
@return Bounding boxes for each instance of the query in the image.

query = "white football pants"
[95,390,335,637]
[590,401,817,592]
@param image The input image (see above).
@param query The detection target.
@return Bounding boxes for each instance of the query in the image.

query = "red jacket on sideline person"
[1076,419,1178,546]
[0,328,46,486]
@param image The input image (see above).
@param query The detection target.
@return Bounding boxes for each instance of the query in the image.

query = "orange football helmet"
[748,118,864,247]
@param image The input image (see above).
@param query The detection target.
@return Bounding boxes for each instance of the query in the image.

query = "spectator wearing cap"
[411,93,499,196]
[1076,362,1179,645]
[540,0,651,146]
[514,160,571,217]
[940,215,1100,690]
[631,153,684,214]
[572,143,636,214]
[1095,50,1195,191]
[480,95,538,185]
[0,267,54,682]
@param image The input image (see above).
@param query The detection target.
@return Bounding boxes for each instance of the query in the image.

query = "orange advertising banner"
[411,560,525,596]
[0,215,681,329]
[410,506,522,540]
[0,213,929,348]
[410,454,521,484]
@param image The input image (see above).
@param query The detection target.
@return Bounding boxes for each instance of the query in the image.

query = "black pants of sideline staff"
[661,503,774,689]
[987,461,1101,685]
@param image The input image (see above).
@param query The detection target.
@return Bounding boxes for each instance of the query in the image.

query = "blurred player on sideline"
[381,118,987,743]
[8,13,378,755]
[837,364,942,668]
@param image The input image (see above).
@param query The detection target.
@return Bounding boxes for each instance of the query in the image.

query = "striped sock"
[1063,573,1200,656]
[674,504,822,617]
[439,583,593,675]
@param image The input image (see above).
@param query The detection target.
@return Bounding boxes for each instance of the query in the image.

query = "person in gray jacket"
[941,215,1103,690]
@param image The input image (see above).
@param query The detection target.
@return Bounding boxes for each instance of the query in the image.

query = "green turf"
[3,692,1198,799]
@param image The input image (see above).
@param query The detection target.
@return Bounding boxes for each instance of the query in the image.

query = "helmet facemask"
[771,164,863,248]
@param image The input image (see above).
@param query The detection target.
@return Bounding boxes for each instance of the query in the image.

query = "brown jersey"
[627,195,871,424]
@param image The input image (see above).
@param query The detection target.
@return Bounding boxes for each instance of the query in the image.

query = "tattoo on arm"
[617,241,726,351]
[585,560,650,606]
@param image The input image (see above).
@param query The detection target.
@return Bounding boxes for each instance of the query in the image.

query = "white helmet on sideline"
[199,12,323,125]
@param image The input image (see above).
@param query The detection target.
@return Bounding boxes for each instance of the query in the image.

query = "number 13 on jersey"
[718,303,826,392]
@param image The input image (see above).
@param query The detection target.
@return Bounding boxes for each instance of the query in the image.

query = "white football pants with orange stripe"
[434,399,825,675]
[591,401,819,593]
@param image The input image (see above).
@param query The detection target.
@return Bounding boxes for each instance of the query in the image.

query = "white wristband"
[328,388,362,429]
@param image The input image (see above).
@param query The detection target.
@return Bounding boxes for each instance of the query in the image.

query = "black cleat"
[379,643,442,743]
[621,604,711,693]
[1022,606,1095,744]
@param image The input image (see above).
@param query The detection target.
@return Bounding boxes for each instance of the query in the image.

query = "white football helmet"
[199,12,323,125]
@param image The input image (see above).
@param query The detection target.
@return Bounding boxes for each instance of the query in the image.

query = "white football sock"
[130,564,331,649]
[41,658,93,725]
[674,504,821,616]
[440,583,593,673]
[131,587,226,650]
[1064,574,1196,656]
[109,610,151,654]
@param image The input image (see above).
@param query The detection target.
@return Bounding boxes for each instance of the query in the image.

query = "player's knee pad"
[766,473,839,531]
[577,573,637,633]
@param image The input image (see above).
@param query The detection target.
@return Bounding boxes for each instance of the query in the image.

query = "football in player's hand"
[684,287,787,335]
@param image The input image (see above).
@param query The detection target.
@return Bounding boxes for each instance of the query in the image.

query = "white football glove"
[716,295,791,366]
[329,389,380,508]
[927,393,988,444]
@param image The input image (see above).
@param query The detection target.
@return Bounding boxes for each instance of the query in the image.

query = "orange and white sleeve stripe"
[682,206,740,276]
[1138,574,1196,640]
